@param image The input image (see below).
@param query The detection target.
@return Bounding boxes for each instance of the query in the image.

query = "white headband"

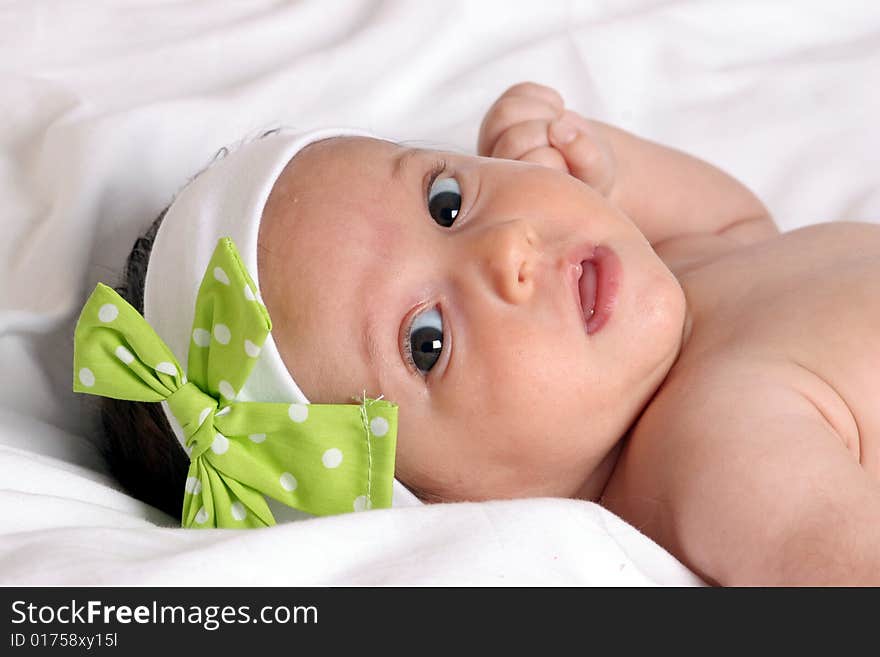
[143,127,421,512]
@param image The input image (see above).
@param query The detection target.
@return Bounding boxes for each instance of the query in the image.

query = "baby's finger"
[501,82,564,111]
[491,119,552,161]
[517,145,568,172]
[478,94,562,156]
[548,112,615,194]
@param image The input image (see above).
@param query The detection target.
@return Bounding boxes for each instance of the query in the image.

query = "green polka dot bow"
[73,237,397,528]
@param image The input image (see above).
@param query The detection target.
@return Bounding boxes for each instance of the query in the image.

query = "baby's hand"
[477,82,616,196]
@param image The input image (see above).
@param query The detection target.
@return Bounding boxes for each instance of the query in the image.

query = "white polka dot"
[370,416,389,437]
[218,380,236,400]
[353,495,372,512]
[98,303,119,323]
[230,501,246,521]
[213,324,231,345]
[280,472,297,491]
[115,346,134,364]
[155,361,177,376]
[215,406,231,416]
[244,285,256,301]
[213,267,230,285]
[248,433,266,443]
[244,339,261,358]
[211,432,229,454]
[288,403,309,423]
[192,328,211,347]
[185,477,201,495]
[198,406,213,426]
[78,368,95,387]
[195,507,208,524]
[322,448,343,469]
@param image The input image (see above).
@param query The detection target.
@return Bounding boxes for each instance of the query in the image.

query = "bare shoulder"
[603,359,880,585]
[654,220,880,276]
[652,216,779,274]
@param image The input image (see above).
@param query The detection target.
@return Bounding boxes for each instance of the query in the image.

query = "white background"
[0,0,877,585]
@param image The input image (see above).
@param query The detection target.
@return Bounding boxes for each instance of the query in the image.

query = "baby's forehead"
[266,135,473,228]
[263,137,404,238]
[293,135,402,172]
[286,136,469,184]
[272,137,393,207]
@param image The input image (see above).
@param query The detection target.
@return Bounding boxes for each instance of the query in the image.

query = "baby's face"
[259,137,685,502]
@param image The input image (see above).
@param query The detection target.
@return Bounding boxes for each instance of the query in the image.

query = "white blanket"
[2,0,878,586]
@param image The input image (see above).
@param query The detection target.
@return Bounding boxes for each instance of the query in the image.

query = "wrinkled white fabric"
[2,0,879,585]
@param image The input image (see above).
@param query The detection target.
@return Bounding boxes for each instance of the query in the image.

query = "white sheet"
[2,0,878,586]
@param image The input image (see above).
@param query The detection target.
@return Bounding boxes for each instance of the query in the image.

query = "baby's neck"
[575,440,624,502]
[583,303,695,504]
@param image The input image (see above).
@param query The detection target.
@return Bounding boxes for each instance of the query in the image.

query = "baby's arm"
[478,82,778,247]
[606,377,880,585]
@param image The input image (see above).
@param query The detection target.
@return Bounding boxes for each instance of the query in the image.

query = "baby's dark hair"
[100,207,189,520]
[99,129,291,520]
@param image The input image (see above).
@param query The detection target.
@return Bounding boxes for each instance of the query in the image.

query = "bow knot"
[73,238,397,528]
[166,381,219,455]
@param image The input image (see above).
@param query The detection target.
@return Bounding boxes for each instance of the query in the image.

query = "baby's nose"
[473,219,540,305]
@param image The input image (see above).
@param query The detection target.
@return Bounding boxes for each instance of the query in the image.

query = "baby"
[89,82,880,585]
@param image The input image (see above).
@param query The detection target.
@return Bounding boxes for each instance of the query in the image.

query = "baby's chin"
[637,269,688,383]
[609,261,687,422]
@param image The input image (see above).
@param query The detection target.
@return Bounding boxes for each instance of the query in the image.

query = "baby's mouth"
[578,259,597,320]
[567,242,620,337]
[581,246,622,335]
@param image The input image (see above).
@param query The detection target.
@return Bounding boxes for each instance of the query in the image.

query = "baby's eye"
[428,176,461,228]
[405,306,444,375]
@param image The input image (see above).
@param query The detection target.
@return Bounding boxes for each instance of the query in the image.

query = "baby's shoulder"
[605,355,824,511]
[633,363,771,445]
[605,356,870,584]
[630,354,830,459]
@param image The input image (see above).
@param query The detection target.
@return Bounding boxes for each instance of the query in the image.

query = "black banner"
[0,587,871,651]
